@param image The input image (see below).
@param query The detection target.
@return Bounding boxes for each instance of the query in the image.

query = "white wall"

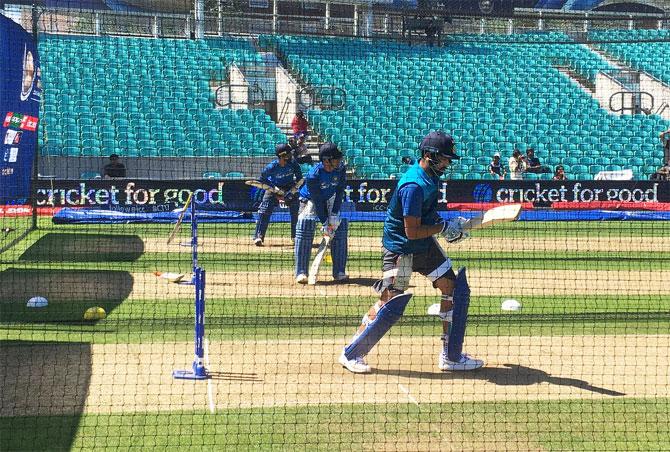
[640,73,670,120]
[275,67,298,126]
[595,73,629,115]
[229,65,249,110]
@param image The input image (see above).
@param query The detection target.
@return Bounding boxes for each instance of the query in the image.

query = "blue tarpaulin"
[53,206,670,224]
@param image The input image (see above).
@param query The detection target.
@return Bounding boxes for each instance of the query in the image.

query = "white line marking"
[204,338,215,414]
[398,384,419,406]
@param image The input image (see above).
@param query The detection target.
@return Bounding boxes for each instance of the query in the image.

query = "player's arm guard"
[439,217,469,243]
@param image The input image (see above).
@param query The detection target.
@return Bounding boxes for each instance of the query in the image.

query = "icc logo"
[479,0,494,14]
[473,183,493,202]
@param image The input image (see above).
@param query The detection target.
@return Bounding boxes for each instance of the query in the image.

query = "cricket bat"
[462,204,522,232]
[245,180,285,197]
[154,271,187,283]
[167,192,194,245]
[308,235,331,285]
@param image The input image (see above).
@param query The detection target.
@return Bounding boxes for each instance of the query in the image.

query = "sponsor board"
[27,179,670,213]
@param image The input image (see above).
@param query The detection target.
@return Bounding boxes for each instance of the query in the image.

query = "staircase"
[555,65,596,93]
[278,124,321,162]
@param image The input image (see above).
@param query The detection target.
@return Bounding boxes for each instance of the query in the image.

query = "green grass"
[2,217,669,343]
[3,294,669,343]
[2,399,668,451]
[5,250,670,272]
[1,219,669,450]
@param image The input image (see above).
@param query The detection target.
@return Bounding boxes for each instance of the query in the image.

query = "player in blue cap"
[339,131,484,373]
[294,142,349,284]
[252,143,303,246]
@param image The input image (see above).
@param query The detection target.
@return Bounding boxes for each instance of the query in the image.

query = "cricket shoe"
[296,274,308,284]
[253,237,263,247]
[339,351,371,374]
[439,351,484,371]
[333,273,349,282]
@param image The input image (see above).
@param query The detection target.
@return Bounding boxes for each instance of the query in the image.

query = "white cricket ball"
[501,299,522,311]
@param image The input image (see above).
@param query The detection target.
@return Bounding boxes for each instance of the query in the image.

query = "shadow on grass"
[0,268,132,323]
[374,364,625,396]
[0,340,91,451]
[19,233,144,262]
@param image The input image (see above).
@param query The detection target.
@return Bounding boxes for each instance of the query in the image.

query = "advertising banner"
[30,179,670,213]
[0,15,41,205]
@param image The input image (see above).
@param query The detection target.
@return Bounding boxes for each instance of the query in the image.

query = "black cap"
[318,142,343,161]
[109,154,119,160]
[275,143,292,157]
[419,131,459,160]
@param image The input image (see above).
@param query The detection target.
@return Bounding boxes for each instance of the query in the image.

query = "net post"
[173,198,209,380]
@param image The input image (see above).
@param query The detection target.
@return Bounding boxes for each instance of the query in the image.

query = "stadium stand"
[264,33,668,179]
[39,35,285,158]
[37,32,669,180]
[589,29,670,85]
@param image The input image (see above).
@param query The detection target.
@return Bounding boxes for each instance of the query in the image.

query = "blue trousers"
[254,191,299,240]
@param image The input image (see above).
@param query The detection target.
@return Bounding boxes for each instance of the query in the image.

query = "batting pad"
[447,267,470,362]
[294,218,316,276]
[344,293,413,359]
[330,218,348,276]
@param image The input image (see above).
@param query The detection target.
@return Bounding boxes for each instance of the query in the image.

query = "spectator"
[552,165,566,181]
[489,152,506,179]
[425,16,442,47]
[103,154,126,179]
[650,159,670,181]
[660,127,670,163]
[291,110,309,140]
[524,148,549,173]
[508,150,526,180]
[288,134,312,165]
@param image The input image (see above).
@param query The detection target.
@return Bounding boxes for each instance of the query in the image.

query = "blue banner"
[0,15,41,205]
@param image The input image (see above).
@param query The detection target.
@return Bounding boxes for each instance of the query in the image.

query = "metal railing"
[4,3,667,42]
[609,91,654,114]
[215,83,266,109]
[298,86,346,110]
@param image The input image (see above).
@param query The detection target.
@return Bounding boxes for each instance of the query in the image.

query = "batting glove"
[327,214,341,232]
[321,223,336,239]
[439,217,469,243]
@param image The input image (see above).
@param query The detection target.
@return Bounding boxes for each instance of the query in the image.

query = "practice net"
[1,2,669,450]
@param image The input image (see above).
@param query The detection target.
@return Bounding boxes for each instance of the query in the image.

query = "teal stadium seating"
[39,33,669,179]
[263,32,668,179]
[590,29,670,86]
[38,35,285,158]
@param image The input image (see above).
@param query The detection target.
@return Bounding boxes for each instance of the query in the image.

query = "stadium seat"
[80,171,102,179]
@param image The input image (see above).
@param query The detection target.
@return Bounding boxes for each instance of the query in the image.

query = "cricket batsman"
[294,142,348,284]
[339,131,484,373]
[253,144,303,246]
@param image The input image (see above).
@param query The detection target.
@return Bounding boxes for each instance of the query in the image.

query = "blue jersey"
[299,162,347,224]
[259,159,303,190]
[383,162,441,254]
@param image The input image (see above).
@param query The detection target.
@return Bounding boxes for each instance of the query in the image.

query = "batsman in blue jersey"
[339,131,484,374]
[294,142,349,284]
[253,144,303,246]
